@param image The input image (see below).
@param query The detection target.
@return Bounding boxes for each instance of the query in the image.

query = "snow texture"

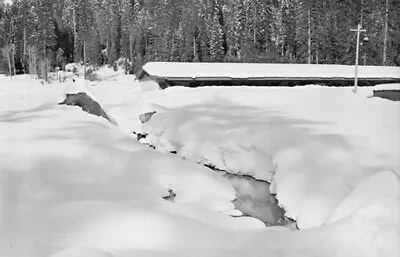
[1,68,399,257]
[134,85,400,230]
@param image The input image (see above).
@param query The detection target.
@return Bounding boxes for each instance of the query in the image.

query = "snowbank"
[0,79,260,257]
[49,247,112,257]
[1,73,399,257]
[132,85,399,230]
[326,170,400,224]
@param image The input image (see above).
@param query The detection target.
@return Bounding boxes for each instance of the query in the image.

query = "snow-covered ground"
[0,68,399,257]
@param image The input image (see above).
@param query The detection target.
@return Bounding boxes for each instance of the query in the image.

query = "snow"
[49,247,113,257]
[1,69,400,257]
[132,85,399,228]
[136,75,161,91]
[141,62,400,79]
[373,83,400,91]
[65,63,81,72]
[326,170,400,224]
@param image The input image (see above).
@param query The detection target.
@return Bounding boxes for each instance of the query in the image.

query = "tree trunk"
[11,45,16,76]
[382,0,389,65]
[154,37,157,60]
[27,46,34,79]
[73,8,79,63]
[8,56,11,79]
[253,5,257,44]
[308,10,312,64]
[33,53,37,78]
[43,38,47,82]
[107,41,111,64]
[129,33,133,63]
[83,40,87,79]
[23,28,27,73]
[193,35,196,61]
[360,0,364,25]
[28,48,31,78]
[12,52,16,76]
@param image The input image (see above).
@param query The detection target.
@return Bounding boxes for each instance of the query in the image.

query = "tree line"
[0,0,399,79]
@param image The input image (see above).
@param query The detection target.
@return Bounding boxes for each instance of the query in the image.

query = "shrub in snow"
[113,62,118,71]
[117,58,125,67]
[65,63,84,75]
[59,92,110,121]
[86,68,102,82]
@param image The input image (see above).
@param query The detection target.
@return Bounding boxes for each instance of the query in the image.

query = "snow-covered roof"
[139,62,400,80]
[373,83,400,91]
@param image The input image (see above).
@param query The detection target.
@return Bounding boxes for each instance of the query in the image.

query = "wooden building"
[136,62,400,89]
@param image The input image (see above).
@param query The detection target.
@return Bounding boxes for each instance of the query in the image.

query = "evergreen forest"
[0,0,399,77]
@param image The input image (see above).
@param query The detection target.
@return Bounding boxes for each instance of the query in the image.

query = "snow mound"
[49,247,112,257]
[327,170,400,224]
[134,86,399,230]
[2,71,399,257]
[142,104,277,181]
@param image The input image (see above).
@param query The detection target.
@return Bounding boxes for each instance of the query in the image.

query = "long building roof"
[138,62,400,80]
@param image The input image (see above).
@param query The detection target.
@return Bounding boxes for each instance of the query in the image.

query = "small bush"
[72,66,78,74]
[117,58,125,67]
[113,62,118,71]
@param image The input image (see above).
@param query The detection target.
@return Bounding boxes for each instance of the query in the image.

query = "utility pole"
[383,0,389,65]
[350,24,366,94]
[307,10,311,64]
[193,35,196,60]
[83,40,86,80]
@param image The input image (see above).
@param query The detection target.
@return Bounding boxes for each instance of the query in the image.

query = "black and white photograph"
[0,0,399,256]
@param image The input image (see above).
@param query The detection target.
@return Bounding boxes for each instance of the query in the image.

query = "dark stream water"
[207,167,295,227]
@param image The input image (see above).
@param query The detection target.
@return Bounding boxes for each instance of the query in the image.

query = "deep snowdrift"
[121,85,399,229]
[1,71,399,257]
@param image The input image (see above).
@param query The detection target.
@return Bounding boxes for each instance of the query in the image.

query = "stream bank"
[134,131,296,228]
[57,93,296,229]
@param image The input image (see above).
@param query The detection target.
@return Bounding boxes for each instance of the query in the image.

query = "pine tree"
[30,0,56,80]
[229,0,245,60]
[121,0,136,63]
[208,14,224,62]
[1,44,12,76]
[1,0,399,67]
